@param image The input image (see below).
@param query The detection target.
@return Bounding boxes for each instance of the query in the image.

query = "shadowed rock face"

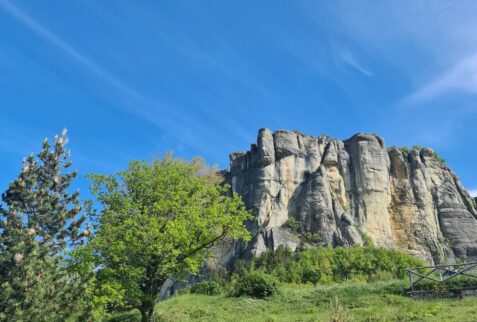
[228,129,477,264]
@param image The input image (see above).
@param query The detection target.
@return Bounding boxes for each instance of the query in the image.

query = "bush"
[300,232,322,245]
[362,233,374,247]
[387,145,409,154]
[434,151,446,164]
[368,270,395,282]
[235,272,280,298]
[284,217,299,230]
[399,146,410,154]
[190,281,222,295]
[292,130,306,136]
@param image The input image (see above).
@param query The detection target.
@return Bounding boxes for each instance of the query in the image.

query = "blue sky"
[0,0,476,197]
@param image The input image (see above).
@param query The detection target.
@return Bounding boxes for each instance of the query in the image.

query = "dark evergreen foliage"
[0,130,91,321]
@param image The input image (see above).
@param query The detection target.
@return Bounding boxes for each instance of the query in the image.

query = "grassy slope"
[154,281,477,322]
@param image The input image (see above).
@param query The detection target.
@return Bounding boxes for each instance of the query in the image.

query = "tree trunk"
[140,302,154,322]
[140,277,168,322]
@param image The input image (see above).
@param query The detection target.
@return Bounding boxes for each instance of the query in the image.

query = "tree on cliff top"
[0,129,91,321]
[83,156,252,321]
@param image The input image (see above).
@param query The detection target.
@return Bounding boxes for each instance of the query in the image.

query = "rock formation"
[228,129,477,264]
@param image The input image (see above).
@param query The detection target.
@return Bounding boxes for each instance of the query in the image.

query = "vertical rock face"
[229,129,477,264]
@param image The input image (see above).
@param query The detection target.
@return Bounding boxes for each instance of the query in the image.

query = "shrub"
[399,146,410,154]
[434,152,446,164]
[190,281,222,295]
[326,296,350,322]
[284,217,299,230]
[235,272,280,298]
[368,270,395,282]
[300,232,323,245]
[293,130,306,136]
[362,233,374,247]
[231,258,250,278]
[387,145,409,154]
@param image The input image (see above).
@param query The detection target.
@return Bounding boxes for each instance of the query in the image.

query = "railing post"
[407,270,413,293]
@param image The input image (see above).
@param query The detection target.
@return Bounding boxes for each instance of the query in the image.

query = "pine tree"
[0,129,91,321]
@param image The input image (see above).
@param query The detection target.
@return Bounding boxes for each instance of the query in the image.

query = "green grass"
[153,280,477,322]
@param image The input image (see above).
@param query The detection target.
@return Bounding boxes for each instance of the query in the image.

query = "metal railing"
[405,262,477,295]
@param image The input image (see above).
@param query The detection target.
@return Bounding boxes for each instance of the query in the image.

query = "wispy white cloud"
[339,49,372,77]
[0,0,234,156]
[469,189,477,198]
[0,1,176,126]
[300,1,477,104]
[407,54,477,104]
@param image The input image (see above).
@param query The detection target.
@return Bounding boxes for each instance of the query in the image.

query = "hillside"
[223,129,477,265]
[149,281,477,322]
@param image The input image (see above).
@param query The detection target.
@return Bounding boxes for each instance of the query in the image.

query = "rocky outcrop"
[228,129,477,264]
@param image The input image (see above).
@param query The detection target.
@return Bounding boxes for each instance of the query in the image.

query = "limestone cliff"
[228,129,477,264]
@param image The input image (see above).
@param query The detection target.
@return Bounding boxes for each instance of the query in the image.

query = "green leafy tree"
[85,156,251,321]
[0,129,91,321]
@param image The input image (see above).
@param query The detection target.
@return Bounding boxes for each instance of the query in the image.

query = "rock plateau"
[226,129,477,264]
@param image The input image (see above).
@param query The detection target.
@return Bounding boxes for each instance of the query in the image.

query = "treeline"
[185,244,424,304]
[235,245,425,285]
